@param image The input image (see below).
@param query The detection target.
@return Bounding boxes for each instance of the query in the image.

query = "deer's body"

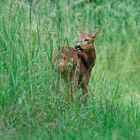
[54,28,100,102]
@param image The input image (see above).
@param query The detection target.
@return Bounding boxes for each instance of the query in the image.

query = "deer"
[54,27,100,102]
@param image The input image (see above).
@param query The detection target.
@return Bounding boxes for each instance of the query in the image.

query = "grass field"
[0,0,140,139]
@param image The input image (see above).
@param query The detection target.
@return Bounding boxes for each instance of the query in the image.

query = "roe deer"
[54,28,100,102]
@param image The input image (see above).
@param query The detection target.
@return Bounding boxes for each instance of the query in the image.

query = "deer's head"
[75,27,100,52]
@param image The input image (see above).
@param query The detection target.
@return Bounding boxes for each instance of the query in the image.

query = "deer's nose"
[75,45,81,50]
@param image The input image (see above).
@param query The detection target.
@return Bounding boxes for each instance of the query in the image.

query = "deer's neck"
[78,47,96,70]
[86,48,96,60]
[86,48,96,68]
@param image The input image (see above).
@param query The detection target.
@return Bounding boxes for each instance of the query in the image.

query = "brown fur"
[54,28,100,102]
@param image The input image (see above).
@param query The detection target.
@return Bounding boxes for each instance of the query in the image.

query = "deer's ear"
[77,29,87,38]
[90,27,101,38]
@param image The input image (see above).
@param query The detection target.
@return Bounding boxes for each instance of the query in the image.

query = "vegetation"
[0,0,140,139]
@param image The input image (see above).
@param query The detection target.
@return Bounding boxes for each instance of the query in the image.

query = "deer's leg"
[82,85,89,103]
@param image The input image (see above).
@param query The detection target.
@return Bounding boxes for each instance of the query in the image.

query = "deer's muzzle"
[75,45,82,52]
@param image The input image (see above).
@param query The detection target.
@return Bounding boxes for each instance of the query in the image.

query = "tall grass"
[0,0,140,139]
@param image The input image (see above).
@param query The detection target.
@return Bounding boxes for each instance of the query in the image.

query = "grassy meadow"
[0,0,140,139]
